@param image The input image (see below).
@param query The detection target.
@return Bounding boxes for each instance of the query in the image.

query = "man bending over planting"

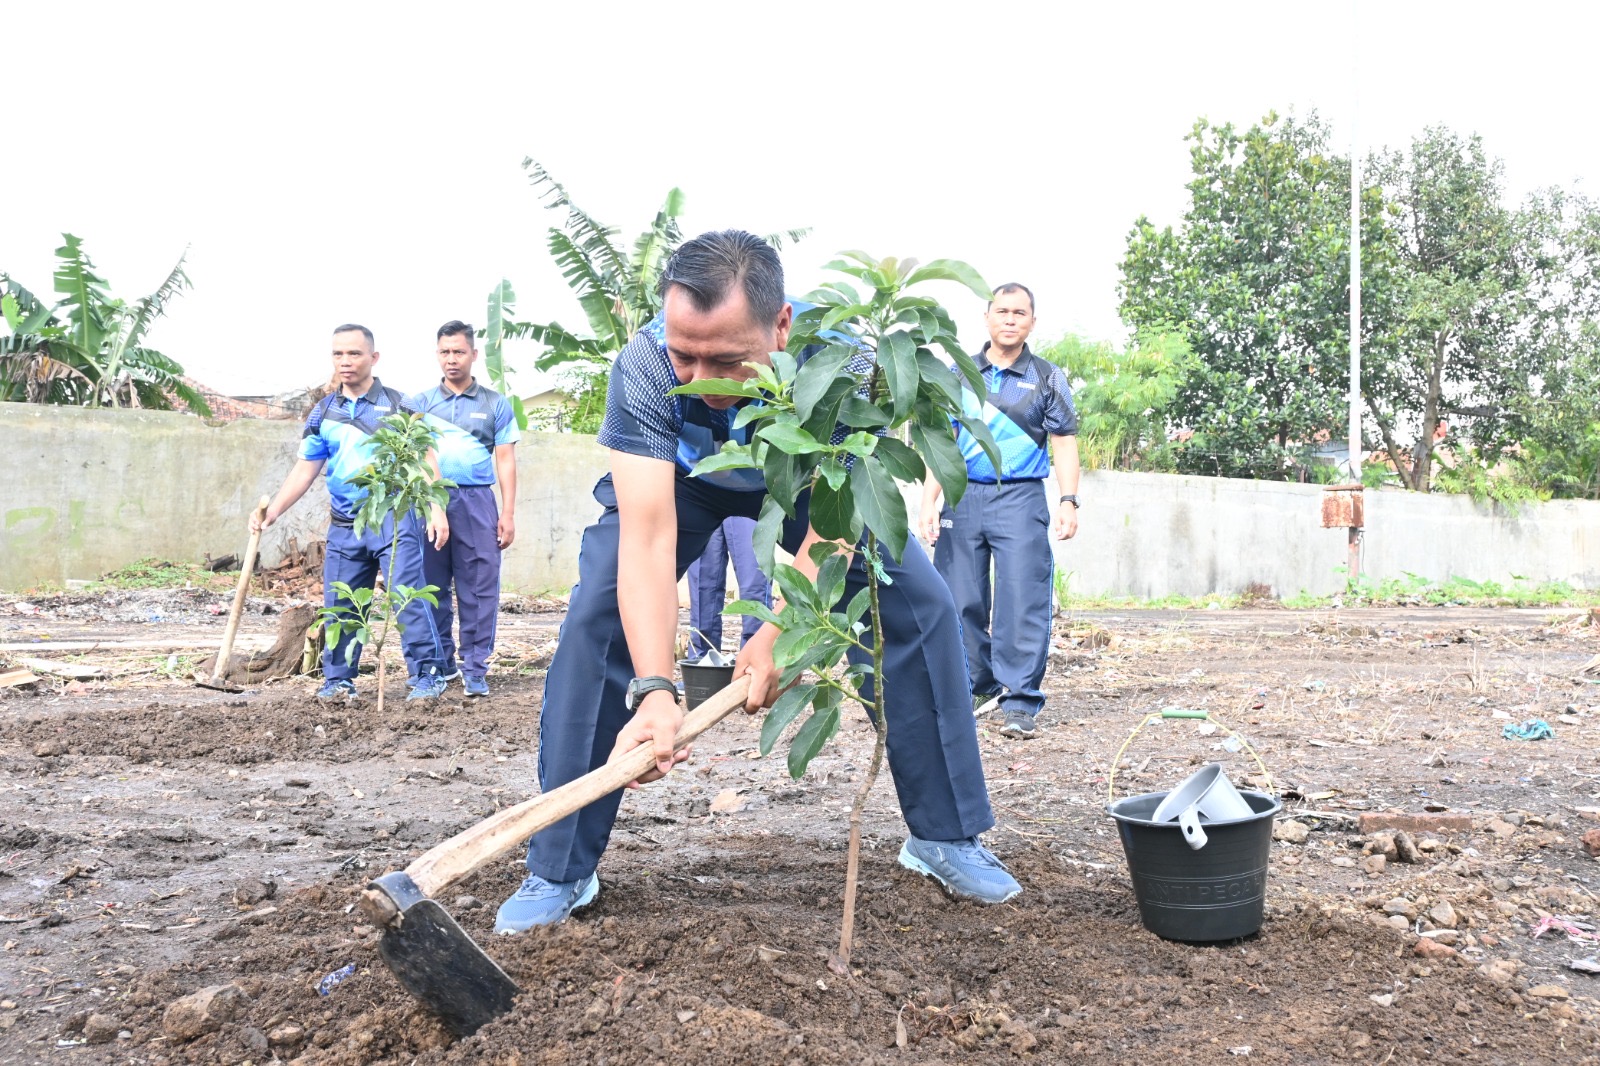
[495,230,1018,932]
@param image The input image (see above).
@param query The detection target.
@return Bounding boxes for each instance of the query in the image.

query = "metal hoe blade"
[371,872,519,1036]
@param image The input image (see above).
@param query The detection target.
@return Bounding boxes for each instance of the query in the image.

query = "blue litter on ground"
[1502,718,1554,741]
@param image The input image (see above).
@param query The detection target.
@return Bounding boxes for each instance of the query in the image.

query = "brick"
[1582,828,1600,858]
[1357,812,1474,835]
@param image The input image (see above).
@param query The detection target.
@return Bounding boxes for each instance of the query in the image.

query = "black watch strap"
[626,675,680,711]
[1060,494,1079,508]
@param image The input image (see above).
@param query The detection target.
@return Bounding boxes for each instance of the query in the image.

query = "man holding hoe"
[495,230,1020,933]
[252,324,452,702]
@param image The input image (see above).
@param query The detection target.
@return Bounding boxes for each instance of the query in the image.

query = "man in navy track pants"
[410,320,521,697]
[919,284,1080,739]
[253,324,450,702]
[494,231,1020,932]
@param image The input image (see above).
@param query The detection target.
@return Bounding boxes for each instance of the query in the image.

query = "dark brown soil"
[2,603,1598,1064]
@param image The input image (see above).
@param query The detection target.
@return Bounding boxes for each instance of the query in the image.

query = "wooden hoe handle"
[211,496,271,683]
[367,674,753,918]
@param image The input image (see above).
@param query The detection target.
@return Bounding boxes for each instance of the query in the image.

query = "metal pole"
[1347,22,1363,582]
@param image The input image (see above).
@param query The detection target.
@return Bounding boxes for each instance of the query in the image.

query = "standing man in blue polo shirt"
[409,321,521,697]
[920,284,1080,739]
[252,323,451,702]
[493,231,1019,933]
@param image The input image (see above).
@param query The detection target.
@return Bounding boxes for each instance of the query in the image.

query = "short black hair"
[332,323,376,348]
[987,283,1036,314]
[436,320,476,345]
[659,229,785,325]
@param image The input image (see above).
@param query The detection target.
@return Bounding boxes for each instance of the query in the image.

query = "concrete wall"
[6,402,1600,597]
[1041,470,1600,598]
[0,404,609,593]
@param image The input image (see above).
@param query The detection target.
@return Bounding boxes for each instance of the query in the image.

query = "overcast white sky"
[7,1,1598,397]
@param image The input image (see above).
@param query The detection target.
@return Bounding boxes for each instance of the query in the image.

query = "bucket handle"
[1106,708,1274,805]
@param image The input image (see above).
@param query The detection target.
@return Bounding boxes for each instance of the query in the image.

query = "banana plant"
[670,251,1000,970]
[316,413,453,714]
[1,235,208,414]
[484,158,809,431]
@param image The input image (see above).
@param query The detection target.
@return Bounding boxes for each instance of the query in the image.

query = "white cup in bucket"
[678,649,735,711]
[1151,763,1253,850]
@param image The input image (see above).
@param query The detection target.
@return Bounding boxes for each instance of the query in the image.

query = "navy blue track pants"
[686,516,770,658]
[933,479,1053,717]
[423,485,503,678]
[525,473,996,883]
[321,513,446,681]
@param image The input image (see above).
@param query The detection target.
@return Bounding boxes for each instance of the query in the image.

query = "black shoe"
[999,710,1038,738]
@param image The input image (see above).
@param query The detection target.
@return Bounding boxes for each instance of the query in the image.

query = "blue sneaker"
[494,872,599,933]
[898,836,1021,904]
[317,678,356,701]
[463,675,489,698]
[440,667,462,683]
[406,674,449,701]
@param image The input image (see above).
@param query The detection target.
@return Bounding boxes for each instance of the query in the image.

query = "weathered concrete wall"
[1038,470,1600,598]
[0,405,610,593]
[6,403,1600,597]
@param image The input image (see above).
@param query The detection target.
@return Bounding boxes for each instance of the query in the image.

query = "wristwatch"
[1060,494,1079,508]
[625,675,680,711]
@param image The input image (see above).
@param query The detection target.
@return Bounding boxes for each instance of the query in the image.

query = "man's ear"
[772,302,794,352]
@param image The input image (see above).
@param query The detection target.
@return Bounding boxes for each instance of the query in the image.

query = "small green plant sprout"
[670,251,1001,972]
[316,413,453,712]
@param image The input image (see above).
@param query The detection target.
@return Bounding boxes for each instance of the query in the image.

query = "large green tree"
[1,236,208,415]
[1362,128,1573,492]
[1035,331,1193,471]
[1120,113,1386,479]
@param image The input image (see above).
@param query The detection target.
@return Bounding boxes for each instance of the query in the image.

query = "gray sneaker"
[494,872,600,933]
[898,836,1021,904]
[999,710,1038,738]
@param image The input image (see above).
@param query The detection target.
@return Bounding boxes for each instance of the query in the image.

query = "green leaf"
[874,436,925,483]
[801,375,858,442]
[916,351,963,406]
[820,303,872,333]
[837,395,891,428]
[757,422,825,455]
[903,258,992,301]
[814,552,849,610]
[725,598,782,628]
[912,423,969,507]
[787,696,842,778]
[762,446,805,513]
[687,443,755,476]
[760,683,817,755]
[879,331,918,421]
[771,564,822,614]
[793,345,855,423]
[808,473,863,542]
[948,346,986,397]
[956,416,1003,480]
[773,622,822,668]
[843,587,872,624]
[753,497,784,572]
[669,378,764,398]
[850,457,910,561]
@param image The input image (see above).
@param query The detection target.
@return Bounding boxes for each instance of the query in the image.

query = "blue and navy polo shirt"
[598,301,870,493]
[953,344,1078,483]
[299,378,417,522]
[407,379,521,487]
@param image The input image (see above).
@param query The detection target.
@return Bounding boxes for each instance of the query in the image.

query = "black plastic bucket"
[1107,789,1281,942]
[678,659,735,711]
